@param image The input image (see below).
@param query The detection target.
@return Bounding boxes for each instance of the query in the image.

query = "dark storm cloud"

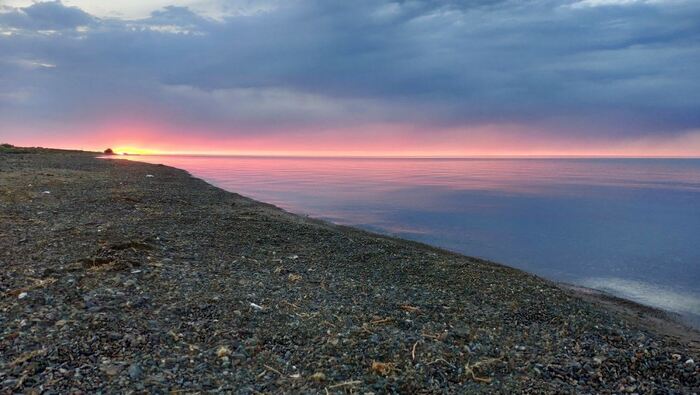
[1,0,699,137]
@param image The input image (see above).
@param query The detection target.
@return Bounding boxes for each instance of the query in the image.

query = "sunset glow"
[2,0,700,157]
[11,122,700,158]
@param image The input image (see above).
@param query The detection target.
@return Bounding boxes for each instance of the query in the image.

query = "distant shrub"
[1,143,14,148]
[104,148,115,155]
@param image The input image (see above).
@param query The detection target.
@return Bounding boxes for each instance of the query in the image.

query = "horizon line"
[110,152,700,160]
[9,144,700,159]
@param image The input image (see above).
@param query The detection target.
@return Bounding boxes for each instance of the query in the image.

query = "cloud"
[0,1,93,30]
[1,0,699,150]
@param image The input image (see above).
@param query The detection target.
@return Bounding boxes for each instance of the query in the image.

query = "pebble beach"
[1,147,698,393]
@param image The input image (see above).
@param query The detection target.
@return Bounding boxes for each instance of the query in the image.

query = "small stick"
[264,364,283,376]
[428,358,455,369]
[327,380,362,389]
[412,341,419,361]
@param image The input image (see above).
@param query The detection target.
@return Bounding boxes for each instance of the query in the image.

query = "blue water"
[118,156,700,323]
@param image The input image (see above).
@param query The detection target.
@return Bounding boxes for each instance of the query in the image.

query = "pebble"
[100,364,122,377]
[128,364,143,380]
[18,292,28,299]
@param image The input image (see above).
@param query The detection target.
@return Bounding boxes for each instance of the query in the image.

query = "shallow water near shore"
[114,155,700,324]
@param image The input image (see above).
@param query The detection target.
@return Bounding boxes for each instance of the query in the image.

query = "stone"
[128,364,143,380]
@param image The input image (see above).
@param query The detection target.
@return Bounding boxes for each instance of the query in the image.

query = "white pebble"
[146,174,154,178]
[18,292,28,299]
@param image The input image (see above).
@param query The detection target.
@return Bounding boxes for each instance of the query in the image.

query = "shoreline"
[2,147,698,392]
[108,152,700,335]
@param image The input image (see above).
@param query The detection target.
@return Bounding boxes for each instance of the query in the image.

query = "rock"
[106,331,122,341]
[18,292,28,299]
[684,358,694,367]
[128,364,143,380]
[100,364,122,377]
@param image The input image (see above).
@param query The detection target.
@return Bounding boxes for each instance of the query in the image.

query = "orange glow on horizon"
[111,146,163,156]
[6,121,700,158]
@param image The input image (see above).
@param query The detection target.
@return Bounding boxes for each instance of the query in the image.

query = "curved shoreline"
[106,154,700,353]
[108,152,700,337]
[1,147,698,392]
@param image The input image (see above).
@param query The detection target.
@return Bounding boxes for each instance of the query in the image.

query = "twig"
[428,358,455,369]
[10,349,47,367]
[327,380,362,389]
[412,341,420,361]
[400,304,421,313]
[5,277,57,297]
[370,317,393,325]
[264,364,283,376]
[464,357,502,384]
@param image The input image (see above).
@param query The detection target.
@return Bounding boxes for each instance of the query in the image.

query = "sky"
[1,0,699,156]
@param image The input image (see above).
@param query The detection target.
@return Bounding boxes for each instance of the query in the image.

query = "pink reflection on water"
[110,155,700,195]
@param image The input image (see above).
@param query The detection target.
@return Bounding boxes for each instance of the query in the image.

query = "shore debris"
[371,361,396,376]
[309,372,326,382]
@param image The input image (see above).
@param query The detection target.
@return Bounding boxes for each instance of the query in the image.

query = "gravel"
[1,148,698,393]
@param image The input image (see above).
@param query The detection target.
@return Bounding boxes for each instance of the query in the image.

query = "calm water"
[118,156,700,323]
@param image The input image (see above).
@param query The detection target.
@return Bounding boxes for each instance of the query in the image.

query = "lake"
[116,155,700,324]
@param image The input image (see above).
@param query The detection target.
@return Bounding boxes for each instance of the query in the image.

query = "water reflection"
[112,155,700,322]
